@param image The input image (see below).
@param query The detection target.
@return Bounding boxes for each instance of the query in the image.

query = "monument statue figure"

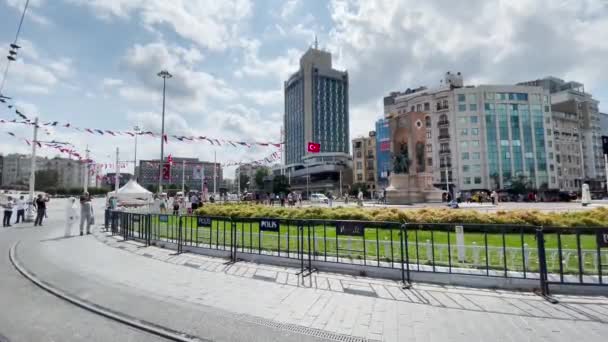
[416,141,425,172]
[392,142,409,174]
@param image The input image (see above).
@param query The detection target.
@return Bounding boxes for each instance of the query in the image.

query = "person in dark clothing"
[3,196,14,227]
[34,194,48,226]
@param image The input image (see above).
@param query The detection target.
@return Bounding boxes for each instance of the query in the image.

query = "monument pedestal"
[385,174,443,205]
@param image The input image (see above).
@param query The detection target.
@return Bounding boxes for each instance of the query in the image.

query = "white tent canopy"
[108,179,153,205]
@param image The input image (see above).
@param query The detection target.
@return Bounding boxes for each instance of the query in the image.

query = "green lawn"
[122,215,607,276]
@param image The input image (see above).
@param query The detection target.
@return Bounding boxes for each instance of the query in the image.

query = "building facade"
[235,163,268,192]
[383,72,558,194]
[282,43,352,196]
[138,157,222,193]
[551,111,582,191]
[0,154,89,189]
[352,132,377,193]
[284,45,349,165]
[519,77,604,190]
[375,119,391,189]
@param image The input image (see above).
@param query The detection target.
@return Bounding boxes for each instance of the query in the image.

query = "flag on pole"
[307,142,320,153]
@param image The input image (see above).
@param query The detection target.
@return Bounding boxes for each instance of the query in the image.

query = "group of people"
[64,192,95,237]
[153,193,204,215]
[2,194,50,228]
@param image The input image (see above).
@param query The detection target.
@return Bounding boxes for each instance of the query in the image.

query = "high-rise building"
[375,119,391,189]
[138,157,222,193]
[351,132,377,193]
[383,72,558,194]
[518,77,603,190]
[284,44,349,165]
[282,43,352,196]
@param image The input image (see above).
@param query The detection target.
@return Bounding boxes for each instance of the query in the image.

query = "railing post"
[231,218,237,262]
[177,215,183,254]
[146,214,151,246]
[535,227,557,303]
[401,223,411,288]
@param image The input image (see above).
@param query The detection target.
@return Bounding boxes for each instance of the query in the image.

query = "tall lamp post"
[133,125,140,180]
[157,70,172,193]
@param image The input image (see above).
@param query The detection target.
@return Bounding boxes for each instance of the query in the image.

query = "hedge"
[194,204,608,227]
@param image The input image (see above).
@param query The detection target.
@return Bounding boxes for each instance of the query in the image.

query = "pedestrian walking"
[64,197,79,237]
[328,192,333,207]
[490,190,498,205]
[357,190,364,207]
[3,196,14,227]
[79,193,94,235]
[14,195,25,224]
[34,194,49,226]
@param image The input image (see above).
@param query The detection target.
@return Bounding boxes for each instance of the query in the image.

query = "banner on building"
[193,165,203,180]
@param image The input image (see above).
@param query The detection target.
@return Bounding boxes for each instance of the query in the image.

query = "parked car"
[310,193,329,204]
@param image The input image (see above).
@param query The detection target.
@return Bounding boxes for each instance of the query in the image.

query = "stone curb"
[9,241,208,342]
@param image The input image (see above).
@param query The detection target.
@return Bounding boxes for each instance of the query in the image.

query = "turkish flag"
[307,142,320,153]
[162,163,171,180]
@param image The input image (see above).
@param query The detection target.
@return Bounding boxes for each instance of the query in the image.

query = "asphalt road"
[0,199,332,342]
[0,199,169,342]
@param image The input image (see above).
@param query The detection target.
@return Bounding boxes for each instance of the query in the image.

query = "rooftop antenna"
[314,35,318,49]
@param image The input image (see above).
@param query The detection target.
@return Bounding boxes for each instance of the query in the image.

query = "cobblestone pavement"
[16,222,608,342]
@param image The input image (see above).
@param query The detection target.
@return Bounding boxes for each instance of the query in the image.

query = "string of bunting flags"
[2,129,88,161]
[1,97,282,148]
[223,151,281,167]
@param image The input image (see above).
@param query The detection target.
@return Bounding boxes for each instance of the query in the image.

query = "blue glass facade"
[284,76,304,165]
[375,118,391,187]
[313,74,349,154]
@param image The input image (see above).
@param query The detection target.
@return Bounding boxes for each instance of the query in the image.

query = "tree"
[35,170,59,190]
[239,174,250,192]
[509,175,533,195]
[272,175,290,194]
[254,167,270,189]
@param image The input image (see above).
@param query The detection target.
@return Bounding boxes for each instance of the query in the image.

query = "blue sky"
[0,0,607,178]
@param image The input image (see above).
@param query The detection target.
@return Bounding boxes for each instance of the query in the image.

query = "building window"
[356,151,362,158]
[356,161,362,169]
[426,131,432,139]
[424,102,430,111]
[461,128,468,136]
[485,92,494,100]
[462,165,470,173]
[411,105,415,112]
[462,152,469,160]
[417,104,422,111]
[357,174,363,181]
[469,104,477,111]
[458,104,467,112]
[464,177,471,185]
[427,158,432,166]
[426,144,432,153]
[470,116,478,124]
[472,164,482,173]
[546,129,552,136]
[471,140,480,147]
[474,177,482,184]
[460,141,468,149]
[472,152,480,160]
[458,94,466,102]
[459,117,467,125]
[471,128,479,136]
[425,116,431,127]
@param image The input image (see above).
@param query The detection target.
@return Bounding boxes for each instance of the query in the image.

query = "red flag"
[167,154,173,165]
[307,142,320,153]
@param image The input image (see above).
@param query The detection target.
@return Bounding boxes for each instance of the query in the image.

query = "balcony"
[438,134,450,140]
[437,120,449,127]
[439,149,451,155]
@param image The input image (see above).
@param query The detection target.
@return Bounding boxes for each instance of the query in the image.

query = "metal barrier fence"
[104,210,608,295]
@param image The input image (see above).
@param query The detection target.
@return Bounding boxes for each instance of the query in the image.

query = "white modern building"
[383,72,558,193]
[1,154,90,189]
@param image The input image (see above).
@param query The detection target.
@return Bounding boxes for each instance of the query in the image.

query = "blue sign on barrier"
[197,217,212,227]
[336,221,365,236]
[132,215,140,222]
[598,229,608,248]
[159,215,169,223]
[259,219,280,232]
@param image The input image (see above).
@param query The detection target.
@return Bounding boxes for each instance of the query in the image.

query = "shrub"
[194,204,608,227]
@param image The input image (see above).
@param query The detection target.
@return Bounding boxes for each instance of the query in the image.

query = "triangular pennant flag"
[7,132,15,136]
[95,129,104,135]
[64,123,71,128]
[163,134,168,143]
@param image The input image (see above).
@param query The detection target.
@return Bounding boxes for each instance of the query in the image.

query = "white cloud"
[102,78,124,88]
[6,0,51,26]
[325,0,608,136]
[245,89,283,106]
[119,41,236,113]
[70,0,253,51]
[235,39,302,83]
[279,0,301,20]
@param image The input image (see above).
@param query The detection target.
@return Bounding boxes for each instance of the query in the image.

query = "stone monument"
[385,112,443,204]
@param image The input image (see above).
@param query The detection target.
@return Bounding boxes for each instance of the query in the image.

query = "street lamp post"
[157,70,172,194]
[133,125,140,180]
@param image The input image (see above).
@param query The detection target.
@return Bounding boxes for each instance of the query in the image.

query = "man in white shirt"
[15,195,26,224]
[3,196,14,227]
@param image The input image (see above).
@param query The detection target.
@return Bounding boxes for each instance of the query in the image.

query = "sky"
[0,0,607,179]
